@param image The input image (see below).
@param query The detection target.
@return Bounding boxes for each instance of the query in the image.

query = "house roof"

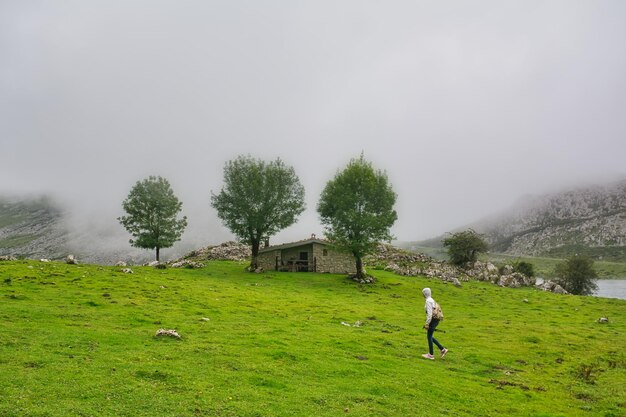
[258,238,330,253]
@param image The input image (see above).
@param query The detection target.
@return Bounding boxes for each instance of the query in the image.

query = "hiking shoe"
[440,348,448,359]
[422,354,435,360]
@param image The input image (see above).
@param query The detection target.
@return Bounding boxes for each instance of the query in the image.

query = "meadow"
[0,260,624,416]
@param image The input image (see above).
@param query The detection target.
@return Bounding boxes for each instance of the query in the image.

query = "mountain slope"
[0,196,69,259]
[412,180,626,261]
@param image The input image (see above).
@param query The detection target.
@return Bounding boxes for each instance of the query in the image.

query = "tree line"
[118,154,397,279]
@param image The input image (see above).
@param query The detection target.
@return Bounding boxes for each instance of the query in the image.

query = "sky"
[1,1,625,254]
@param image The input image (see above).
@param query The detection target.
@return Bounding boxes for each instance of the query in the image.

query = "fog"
[2,1,625,257]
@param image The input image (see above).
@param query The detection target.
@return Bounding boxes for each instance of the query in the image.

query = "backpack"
[432,302,444,321]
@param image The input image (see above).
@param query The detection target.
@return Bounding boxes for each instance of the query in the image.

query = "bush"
[513,261,535,278]
[553,255,598,295]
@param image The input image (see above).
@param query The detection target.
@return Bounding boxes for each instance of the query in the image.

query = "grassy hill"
[0,260,624,416]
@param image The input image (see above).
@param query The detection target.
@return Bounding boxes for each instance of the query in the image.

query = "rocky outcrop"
[180,241,251,262]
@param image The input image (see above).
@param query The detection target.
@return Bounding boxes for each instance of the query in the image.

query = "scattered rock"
[121,268,134,274]
[155,329,181,339]
[452,278,462,287]
[40,259,50,262]
[523,299,529,303]
[341,322,351,327]
[598,317,609,323]
[0,255,17,261]
[115,261,127,267]
[65,255,77,264]
[200,317,210,322]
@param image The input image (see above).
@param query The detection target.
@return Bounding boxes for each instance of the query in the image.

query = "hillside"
[0,196,68,259]
[0,259,624,416]
[411,180,626,262]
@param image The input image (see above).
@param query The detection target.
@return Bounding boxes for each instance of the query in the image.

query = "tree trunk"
[355,256,364,279]
[250,240,260,270]
[156,246,160,262]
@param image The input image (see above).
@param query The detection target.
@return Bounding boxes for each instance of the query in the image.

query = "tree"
[442,229,489,266]
[553,255,598,295]
[118,176,187,262]
[211,155,305,270]
[317,154,397,279]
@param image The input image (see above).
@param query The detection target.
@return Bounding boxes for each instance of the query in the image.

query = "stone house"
[257,236,356,274]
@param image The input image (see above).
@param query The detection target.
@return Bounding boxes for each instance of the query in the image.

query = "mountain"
[410,180,626,262]
[0,196,69,260]
[0,196,165,264]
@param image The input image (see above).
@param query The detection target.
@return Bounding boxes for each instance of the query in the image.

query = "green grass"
[0,260,624,416]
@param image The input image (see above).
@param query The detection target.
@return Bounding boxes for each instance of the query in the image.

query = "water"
[595,279,626,300]
[537,278,626,300]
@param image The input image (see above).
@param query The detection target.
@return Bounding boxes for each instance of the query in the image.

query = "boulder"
[115,261,128,267]
[121,268,134,274]
[535,280,568,294]
[65,255,77,265]
[0,255,17,261]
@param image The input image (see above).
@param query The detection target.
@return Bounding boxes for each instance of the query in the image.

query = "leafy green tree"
[553,255,598,295]
[211,156,305,270]
[317,155,397,279]
[118,176,188,262]
[442,229,489,266]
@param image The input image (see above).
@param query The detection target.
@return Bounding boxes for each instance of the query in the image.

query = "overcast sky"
[1,1,625,250]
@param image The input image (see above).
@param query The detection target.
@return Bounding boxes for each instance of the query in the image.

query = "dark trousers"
[427,319,444,355]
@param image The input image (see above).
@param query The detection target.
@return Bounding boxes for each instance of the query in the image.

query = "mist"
[2,1,625,259]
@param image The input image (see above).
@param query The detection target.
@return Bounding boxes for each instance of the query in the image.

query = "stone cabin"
[257,236,356,274]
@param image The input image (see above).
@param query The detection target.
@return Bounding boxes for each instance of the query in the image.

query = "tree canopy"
[211,155,305,269]
[317,154,397,279]
[442,229,489,266]
[118,176,187,262]
[553,255,598,295]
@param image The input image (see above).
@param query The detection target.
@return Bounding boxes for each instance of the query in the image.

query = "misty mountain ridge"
[0,196,195,264]
[413,180,626,262]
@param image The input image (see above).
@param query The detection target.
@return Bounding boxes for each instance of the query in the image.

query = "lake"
[595,279,626,300]
[537,278,626,300]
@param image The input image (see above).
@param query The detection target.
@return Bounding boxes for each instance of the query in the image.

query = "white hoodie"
[423,287,436,326]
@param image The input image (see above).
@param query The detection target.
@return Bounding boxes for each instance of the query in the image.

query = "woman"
[422,287,448,360]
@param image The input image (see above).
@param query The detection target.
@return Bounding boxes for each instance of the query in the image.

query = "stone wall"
[312,243,356,274]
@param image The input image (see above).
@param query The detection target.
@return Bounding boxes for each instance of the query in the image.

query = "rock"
[341,322,351,327]
[452,278,462,287]
[170,260,203,269]
[598,317,609,323]
[65,255,77,264]
[536,280,568,294]
[523,299,529,303]
[155,329,181,339]
[115,261,127,267]
[501,265,514,275]
[254,267,264,273]
[121,268,133,274]
[0,255,17,261]
[40,259,50,262]
[146,261,160,267]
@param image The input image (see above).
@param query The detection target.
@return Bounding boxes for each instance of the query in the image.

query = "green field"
[0,260,624,416]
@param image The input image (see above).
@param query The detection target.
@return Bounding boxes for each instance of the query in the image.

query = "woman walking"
[422,287,448,360]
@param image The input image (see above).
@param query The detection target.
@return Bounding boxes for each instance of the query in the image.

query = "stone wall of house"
[312,243,356,274]
[257,250,280,271]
